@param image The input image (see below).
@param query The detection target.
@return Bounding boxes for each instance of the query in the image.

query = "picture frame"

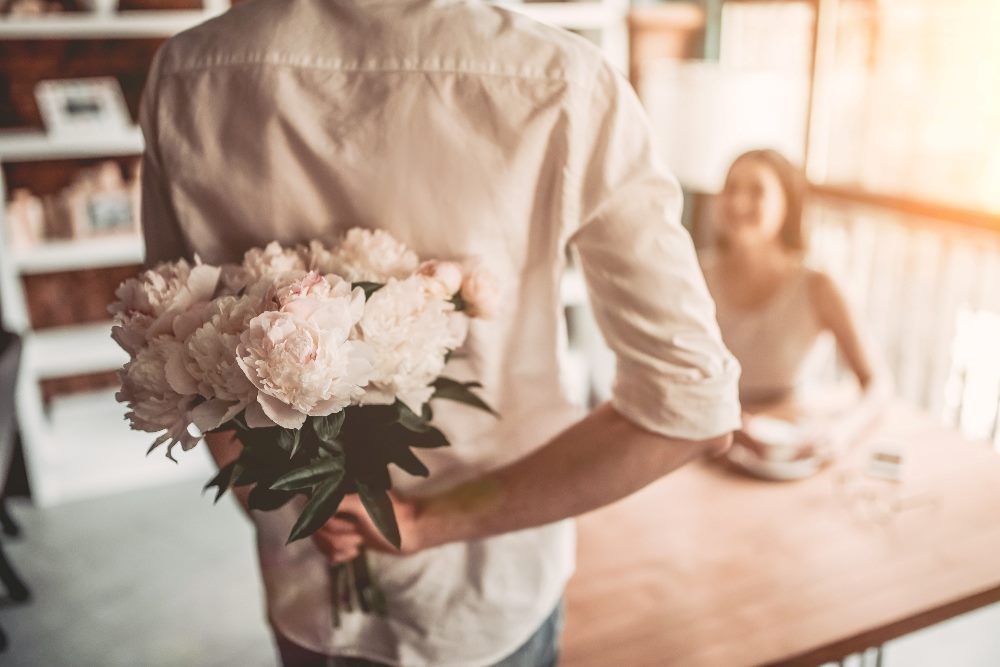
[65,161,139,239]
[34,77,132,137]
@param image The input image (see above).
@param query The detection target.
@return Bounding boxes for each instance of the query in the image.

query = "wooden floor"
[0,480,998,667]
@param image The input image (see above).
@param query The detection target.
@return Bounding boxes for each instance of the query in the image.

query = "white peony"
[245,269,351,317]
[236,282,372,429]
[222,241,307,294]
[181,295,263,431]
[332,228,419,283]
[243,241,307,280]
[358,276,469,413]
[460,261,501,319]
[300,239,339,274]
[271,270,347,307]
[117,336,200,457]
[109,258,221,354]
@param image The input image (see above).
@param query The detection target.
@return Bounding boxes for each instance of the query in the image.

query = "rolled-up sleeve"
[565,61,741,440]
[138,45,190,267]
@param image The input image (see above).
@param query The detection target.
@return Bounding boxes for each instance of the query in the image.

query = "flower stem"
[329,563,343,628]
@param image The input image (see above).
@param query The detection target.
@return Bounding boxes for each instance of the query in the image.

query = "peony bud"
[460,263,501,319]
[418,260,465,299]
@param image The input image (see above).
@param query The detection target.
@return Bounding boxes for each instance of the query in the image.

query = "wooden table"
[561,403,1000,666]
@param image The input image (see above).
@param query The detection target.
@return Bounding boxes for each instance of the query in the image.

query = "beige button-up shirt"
[140,0,741,664]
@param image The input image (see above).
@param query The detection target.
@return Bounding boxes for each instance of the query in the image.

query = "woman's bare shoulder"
[803,266,854,327]
[803,266,841,298]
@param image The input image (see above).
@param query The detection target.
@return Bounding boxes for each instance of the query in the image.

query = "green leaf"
[247,485,294,511]
[286,478,347,543]
[202,461,243,503]
[276,428,300,456]
[233,464,262,487]
[432,377,498,417]
[388,445,430,478]
[270,457,345,492]
[352,281,384,299]
[404,425,450,449]
[317,438,344,458]
[395,401,430,432]
[449,292,467,312]
[356,481,401,550]
[314,411,346,444]
[229,430,292,486]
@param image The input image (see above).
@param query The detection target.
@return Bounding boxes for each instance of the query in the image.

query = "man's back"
[140,0,739,664]
[143,0,601,268]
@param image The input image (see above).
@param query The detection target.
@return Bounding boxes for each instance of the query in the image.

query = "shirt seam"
[559,60,603,251]
[159,54,590,87]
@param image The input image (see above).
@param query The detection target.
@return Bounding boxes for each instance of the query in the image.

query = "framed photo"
[65,161,139,239]
[34,77,132,136]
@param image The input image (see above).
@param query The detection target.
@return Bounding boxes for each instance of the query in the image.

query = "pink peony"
[117,337,200,457]
[181,295,263,431]
[236,283,372,429]
[332,228,419,283]
[109,258,221,354]
[358,276,468,413]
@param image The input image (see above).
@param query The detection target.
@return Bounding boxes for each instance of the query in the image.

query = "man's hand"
[705,431,734,459]
[333,493,425,556]
[311,514,367,564]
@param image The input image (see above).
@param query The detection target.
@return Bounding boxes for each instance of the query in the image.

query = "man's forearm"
[415,402,732,549]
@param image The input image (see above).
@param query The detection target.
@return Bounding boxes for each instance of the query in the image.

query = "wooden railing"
[806,195,1000,447]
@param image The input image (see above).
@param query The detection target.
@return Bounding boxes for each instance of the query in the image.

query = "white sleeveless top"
[703,256,824,405]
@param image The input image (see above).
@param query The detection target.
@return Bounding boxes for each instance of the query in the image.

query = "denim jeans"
[275,599,565,667]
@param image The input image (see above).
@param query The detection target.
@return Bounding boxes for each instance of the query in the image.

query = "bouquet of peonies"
[110,228,499,623]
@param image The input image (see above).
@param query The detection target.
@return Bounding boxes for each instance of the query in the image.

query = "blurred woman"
[701,149,890,461]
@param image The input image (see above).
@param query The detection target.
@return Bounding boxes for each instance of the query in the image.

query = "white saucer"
[727,444,822,481]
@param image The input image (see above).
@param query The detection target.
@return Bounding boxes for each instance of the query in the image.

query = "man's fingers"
[316,517,362,535]
[315,533,364,550]
[331,546,360,563]
[311,531,366,565]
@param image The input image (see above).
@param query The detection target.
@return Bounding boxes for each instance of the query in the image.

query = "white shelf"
[0,9,225,40]
[13,234,144,274]
[38,388,214,506]
[26,321,126,380]
[504,1,624,30]
[0,127,143,162]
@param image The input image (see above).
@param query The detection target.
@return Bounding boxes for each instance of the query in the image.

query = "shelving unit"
[0,6,228,40]
[0,127,144,161]
[26,322,128,379]
[13,234,144,275]
[0,7,227,507]
[0,0,625,506]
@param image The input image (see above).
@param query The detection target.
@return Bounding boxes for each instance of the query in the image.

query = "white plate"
[727,444,822,481]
